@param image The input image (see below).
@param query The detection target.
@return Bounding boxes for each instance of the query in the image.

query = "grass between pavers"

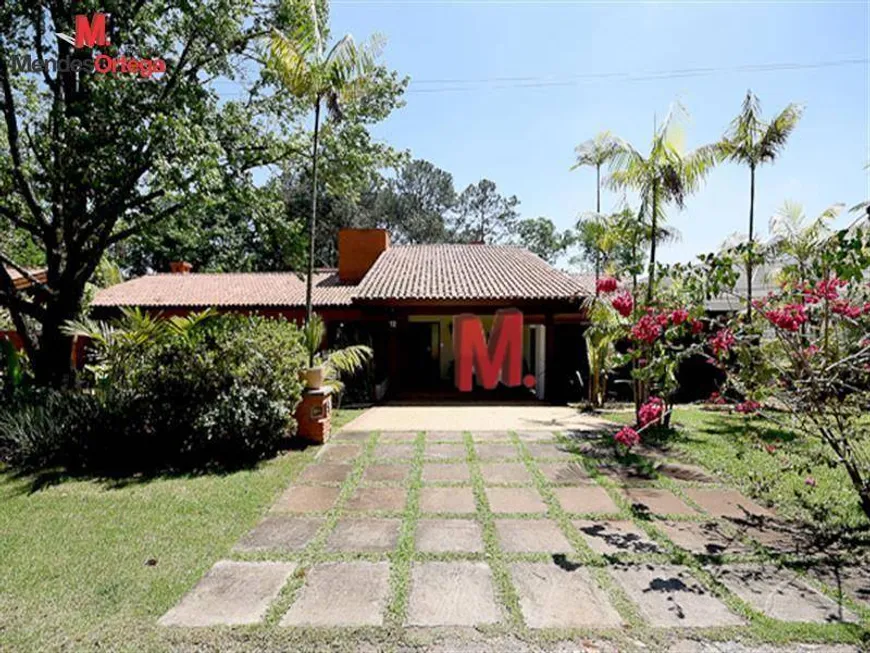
[0,445,316,652]
[7,412,868,651]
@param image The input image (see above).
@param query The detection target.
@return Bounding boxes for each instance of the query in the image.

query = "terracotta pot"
[302,366,325,389]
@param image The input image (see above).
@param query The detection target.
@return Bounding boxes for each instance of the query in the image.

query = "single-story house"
[92,229,593,402]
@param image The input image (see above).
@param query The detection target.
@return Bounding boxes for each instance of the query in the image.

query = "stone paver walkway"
[159,426,866,648]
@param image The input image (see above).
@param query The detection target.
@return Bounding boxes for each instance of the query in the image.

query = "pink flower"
[804,344,820,358]
[765,444,777,455]
[709,328,736,357]
[690,319,704,335]
[735,400,760,414]
[638,397,665,427]
[630,313,663,344]
[832,300,863,319]
[611,291,634,318]
[670,308,689,326]
[805,476,817,487]
[764,304,807,332]
[814,276,846,300]
[614,426,641,449]
[708,391,727,405]
[596,277,618,294]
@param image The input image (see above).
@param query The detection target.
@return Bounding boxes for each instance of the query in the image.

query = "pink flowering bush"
[611,291,634,318]
[638,397,665,427]
[709,328,735,357]
[614,425,641,449]
[720,227,870,520]
[596,277,619,294]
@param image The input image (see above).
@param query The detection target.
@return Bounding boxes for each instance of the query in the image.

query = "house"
[92,229,593,402]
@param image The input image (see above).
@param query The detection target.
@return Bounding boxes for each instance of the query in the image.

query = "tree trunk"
[646,181,658,305]
[594,163,601,296]
[305,100,321,367]
[746,164,755,321]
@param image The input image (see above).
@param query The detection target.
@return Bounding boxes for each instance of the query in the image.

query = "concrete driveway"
[339,405,616,432]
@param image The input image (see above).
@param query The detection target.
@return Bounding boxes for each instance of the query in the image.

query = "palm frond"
[572,130,619,169]
[269,29,316,99]
[326,344,373,376]
[302,313,326,359]
[757,103,804,164]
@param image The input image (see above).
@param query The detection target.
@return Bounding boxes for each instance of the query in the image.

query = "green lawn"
[0,408,362,652]
[603,407,870,534]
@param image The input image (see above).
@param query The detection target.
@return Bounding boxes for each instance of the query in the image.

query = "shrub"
[0,313,308,473]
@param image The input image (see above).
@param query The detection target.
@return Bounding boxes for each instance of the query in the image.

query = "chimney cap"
[169,261,193,274]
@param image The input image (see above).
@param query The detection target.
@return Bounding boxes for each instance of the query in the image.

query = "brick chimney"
[338,229,389,284]
[169,261,193,274]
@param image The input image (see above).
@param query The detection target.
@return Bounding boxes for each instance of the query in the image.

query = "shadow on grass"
[3,437,319,495]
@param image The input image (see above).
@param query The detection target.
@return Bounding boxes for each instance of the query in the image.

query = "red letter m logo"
[75,13,110,48]
[453,309,524,392]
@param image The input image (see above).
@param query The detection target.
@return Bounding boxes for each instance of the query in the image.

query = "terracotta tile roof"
[355,244,589,301]
[91,270,355,308]
[4,267,48,290]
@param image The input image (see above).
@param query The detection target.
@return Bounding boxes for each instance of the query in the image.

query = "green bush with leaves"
[1,312,308,473]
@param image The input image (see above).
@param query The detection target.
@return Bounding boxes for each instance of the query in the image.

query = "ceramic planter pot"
[302,366,325,390]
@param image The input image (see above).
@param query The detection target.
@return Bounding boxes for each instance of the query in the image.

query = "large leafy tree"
[270,0,384,343]
[451,178,519,244]
[609,104,717,303]
[513,216,573,264]
[0,0,315,386]
[718,91,803,319]
[376,159,456,244]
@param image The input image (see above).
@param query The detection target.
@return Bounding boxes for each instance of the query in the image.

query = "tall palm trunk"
[594,163,601,295]
[305,100,321,367]
[746,163,756,321]
[646,180,658,305]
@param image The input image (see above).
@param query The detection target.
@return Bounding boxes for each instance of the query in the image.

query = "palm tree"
[270,2,383,364]
[718,91,803,319]
[572,131,619,288]
[766,200,844,285]
[609,104,717,304]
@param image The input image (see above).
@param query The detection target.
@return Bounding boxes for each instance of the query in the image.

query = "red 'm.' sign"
[453,309,535,392]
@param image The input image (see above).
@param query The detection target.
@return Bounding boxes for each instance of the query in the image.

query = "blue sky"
[328,0,869,266]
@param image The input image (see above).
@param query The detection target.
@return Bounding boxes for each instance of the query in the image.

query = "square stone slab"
[655,462,717,484]
[574,520,660,555]
[373,443,416,461]
[422,463,471,483]
[537,462,591,485]
[525,442,575,460]
[281,561,390,627]
[486,487,547,514]
[318,443,361,463]
[326,518,401,553]
[363,464,410,484]
[378,431,418,442]
[297,463,352,485]
[471,431,512,442]
[416,519,484,553]
[683,488,773,520]
[425,431,467,442]
[331,431,370,442]
[514,431,558,442]
[160,560,297,626]
[272,486,340,513]
[407,562,500,626]
[475,443,520,460]
[608,564,744,627]
[510,562,623,628]
[657,520,749,555]
[420,487,477,514]
[495,519,572,553]
[480,463,533,484]
[424,443,467,461]
[623,488,696,516]
[710,565,858,623]
[235,516,324,553]
[345,487,407,512]
[554,487,619,515]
